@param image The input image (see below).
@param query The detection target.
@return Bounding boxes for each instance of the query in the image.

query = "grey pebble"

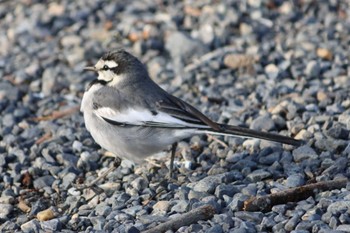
[61,172,77,189]
[286,174,305,187]
[0,204,13,220]
[207,224,223,233]
[292,145,318,162]
[336,225,350,232]
[33,175,55,189]
[305,60,320,78]
[250,115,276,131]
[246,169,271,182]
[193,173,227,194]
[21,219,40,233]
[40,219,62,232]
[235,211,264,223]
[285,215,301,231]
[327,201,350,215]
[171,200,189,213]
[123,205,143,217]
[214,184,239,199]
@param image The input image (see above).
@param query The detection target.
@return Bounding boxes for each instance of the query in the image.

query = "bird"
[81,49,303,176]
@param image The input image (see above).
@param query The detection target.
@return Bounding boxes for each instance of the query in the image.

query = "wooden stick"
[32,105,79,121]
[243,178,347,212]
[184,45,238,72]
[143,204,216,233]
[35,131,52,145]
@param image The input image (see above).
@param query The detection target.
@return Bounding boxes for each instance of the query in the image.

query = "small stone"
[130,177,149,192]
[188,190,207,200]
[90,216,105,230]
[207,225,223,233]
[37,208,55,221]
[292,145,318,162]
[317,48,333,60]
[337,225,350,232]
[295,129,312,140]
[41,218,61,232]
[228,194,248,211]
[0,204,13,219]
[286,174,305,187]
[305,60,320,78]
[41,69,57,96]
[33,175,55,189]
[17,200,31,213]
[246,169,271,182]
[223,54,257,69]
[21,219,40,233]
[327,201,350,214]
[171,200,189,213]
[240,23,253,35]
[265,64,279,79]
[285,215,301,231]
[61,172,77,189]
[0,196,15,204]
[250,115,275,131]
[123,205,143,217]
[95,203,112,216]
[193,174,225,193]
[72,140,83,152]
[48,2,65,16]
[326,124,349,140]
[153,201,170,213]
[235,211,264,223]
[226,152,247,163]
[214,184,238,199]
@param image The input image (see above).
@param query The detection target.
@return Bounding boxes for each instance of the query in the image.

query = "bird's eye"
[103,65,109,70]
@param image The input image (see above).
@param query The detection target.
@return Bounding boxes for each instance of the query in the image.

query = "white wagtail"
[81,49,303,176]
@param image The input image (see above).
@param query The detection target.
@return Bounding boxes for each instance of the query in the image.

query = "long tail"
[199,124,304,146]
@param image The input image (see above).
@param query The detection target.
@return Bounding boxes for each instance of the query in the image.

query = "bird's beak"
[84,66,97,72]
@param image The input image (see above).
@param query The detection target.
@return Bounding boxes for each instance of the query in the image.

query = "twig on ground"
[32,105,80,121]
[207,134,228,148]
[143,204,217,233]
[35,131,52,145]
[243,178,348,212]
[76,157,121,193]
[184,45,238,73]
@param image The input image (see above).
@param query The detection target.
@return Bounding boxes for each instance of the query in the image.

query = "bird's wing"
[91,87,218,129]
[155,95,222,130]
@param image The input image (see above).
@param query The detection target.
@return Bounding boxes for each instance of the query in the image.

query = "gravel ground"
[1,0,350,232]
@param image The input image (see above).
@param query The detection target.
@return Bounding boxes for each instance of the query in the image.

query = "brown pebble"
[223,54,257,69]
[37,208,55,221]
[316,91,328,102]
[18,200,31,213]
[317,48,333,60]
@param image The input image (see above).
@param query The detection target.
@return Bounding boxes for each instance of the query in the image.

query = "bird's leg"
[168,142,178,178]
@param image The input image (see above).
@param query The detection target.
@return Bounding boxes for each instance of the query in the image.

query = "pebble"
[171,200,189,213]
[286,174,305,187]
[0,204,13,219]
[305,60,320,78]
[246,169,271,182]
[21,219,40,233]
[152,201,170,213]
[193,173,226,194]
[40,219,61,232]
[33,175,55,189]
[265,64,280,79]
[292,145,318,162]
[250,115,276,131]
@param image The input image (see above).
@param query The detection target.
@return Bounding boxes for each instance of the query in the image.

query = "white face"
[95,59,119,82]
